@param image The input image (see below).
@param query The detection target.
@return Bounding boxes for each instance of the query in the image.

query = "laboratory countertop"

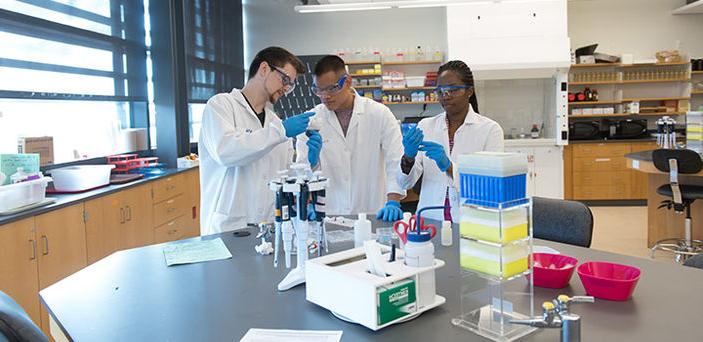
[41,218,703,342]
[568,137,659,144]
[625,150,655,162]
[504,138,558,147]
[0,166,198,226]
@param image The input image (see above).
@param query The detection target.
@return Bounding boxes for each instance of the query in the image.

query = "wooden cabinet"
[121,185,153,249]
[0,168,199,336]
[566,142,656,200]
[185,169,200,237]
[150,171,199,244]
[35,204,87,289]
[0,218,40,324]
[34,204,87,337]
[85,198,117,265]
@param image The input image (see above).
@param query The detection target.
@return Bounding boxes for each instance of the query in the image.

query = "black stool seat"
[657,184,703,200]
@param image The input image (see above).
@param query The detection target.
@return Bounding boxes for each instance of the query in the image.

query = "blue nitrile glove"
[376,200,403,222]
[307,203,316,221]
[419,141,451,172]
[282,111,315,138]
[306,130,323,167]
[402,126,424,158]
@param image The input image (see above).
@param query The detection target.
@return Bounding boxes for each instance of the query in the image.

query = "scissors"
[393,214,436,244]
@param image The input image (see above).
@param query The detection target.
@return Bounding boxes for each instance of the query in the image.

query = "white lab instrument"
[353,213,372,248]
[269,163,328,291]
[306,245,445,331]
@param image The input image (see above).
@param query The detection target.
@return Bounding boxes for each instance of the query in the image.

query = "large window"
[0,0,149,164]
[183,0,244,143]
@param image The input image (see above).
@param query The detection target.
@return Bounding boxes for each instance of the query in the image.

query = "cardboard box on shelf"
[17,136,53,166]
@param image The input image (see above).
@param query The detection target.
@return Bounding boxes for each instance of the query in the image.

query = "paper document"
[240,329,342,342]
[162,238,232,266]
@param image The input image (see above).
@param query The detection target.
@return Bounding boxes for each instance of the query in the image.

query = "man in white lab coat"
[296,55,406,221]
[198,47,314,235]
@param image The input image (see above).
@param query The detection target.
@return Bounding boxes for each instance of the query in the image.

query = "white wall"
[568,0,703,60]
[243,0,447,65]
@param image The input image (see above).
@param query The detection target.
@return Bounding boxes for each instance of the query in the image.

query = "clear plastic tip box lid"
[458,152,529,208]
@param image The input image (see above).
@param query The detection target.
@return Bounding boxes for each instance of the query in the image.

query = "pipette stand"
[269,165,328,292]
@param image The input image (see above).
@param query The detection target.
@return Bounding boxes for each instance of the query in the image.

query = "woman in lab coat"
[198,47,313,235]
[398,60,504,222]
[296,55,406,221]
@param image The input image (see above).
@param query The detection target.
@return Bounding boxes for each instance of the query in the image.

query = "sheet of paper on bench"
[162,238,232,266]
[240,329,342,342]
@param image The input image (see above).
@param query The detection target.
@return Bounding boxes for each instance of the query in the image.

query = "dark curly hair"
[438,60,479,113]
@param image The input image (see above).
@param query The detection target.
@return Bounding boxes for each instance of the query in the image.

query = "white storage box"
[457,152,528,178]
[0,177,51,212]
[306,246,445,331]
[49,165,115,192]
[405,76,425,88]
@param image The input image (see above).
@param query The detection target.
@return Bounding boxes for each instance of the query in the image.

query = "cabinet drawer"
[573,157,628,172]
[154,216,187,243]
[574,143,630,157]
[152,174,185,203]
[573,183,630,200]
[573,171,630,187]
[153,195,188,226]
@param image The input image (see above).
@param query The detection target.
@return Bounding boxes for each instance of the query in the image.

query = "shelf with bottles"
[338,46,443,65]
[692,90,703,95]
[350,72,382,77]
[353,85,382,89]
[569,111,686,119]
[383,86,436,91]
[568,100,621,106]
[383,101,439,105]
[570,61,690,68]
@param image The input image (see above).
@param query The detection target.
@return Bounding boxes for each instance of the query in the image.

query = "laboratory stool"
[650,149,703,263]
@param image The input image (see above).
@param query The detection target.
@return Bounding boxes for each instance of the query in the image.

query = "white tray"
[0,197,56,216]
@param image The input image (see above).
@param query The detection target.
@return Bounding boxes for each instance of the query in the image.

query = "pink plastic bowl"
[532,253,578,289]
[577,261,641,301]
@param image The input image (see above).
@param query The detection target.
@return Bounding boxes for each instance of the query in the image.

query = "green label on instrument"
[377,279,416,325]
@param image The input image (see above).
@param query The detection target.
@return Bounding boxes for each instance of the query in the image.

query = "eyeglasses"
[272,66,296,95]
[311,74,348,97]
[434,85,471,98]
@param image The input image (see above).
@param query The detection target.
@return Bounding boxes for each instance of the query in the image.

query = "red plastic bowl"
[532,253,578,289]
[577,261,641,301]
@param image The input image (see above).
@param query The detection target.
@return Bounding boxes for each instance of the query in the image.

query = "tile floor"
[589,206,674,262]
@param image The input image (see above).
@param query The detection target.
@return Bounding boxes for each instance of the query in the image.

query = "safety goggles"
[272,66,296,95]
[433,85,471,98]
[311,74,348,97]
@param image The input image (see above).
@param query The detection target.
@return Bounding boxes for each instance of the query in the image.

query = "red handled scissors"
[393,215,437,244]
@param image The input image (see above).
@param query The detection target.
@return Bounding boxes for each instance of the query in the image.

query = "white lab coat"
[296,93,406,216]
[198,88,293,235]
[397,108,504,222]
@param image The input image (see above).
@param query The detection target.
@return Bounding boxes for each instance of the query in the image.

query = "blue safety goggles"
[311,74,348,97]
[434,85,471,98]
